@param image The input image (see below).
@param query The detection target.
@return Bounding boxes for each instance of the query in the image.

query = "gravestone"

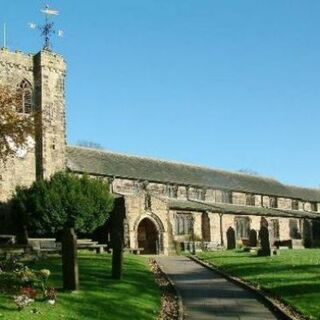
[302,219,312,248]
[249,229,257,247]
[226,227,236,250]
[258,225,271,256]
[62,228,79,291]
[111,197,126,280]
[291,239,304,249]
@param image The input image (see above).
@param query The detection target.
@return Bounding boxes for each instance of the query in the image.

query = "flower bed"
[0,256,55,310]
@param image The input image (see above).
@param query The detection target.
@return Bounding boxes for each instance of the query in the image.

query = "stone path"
[156,256,279,320]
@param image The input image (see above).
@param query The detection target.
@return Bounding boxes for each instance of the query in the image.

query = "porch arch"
[133,213,165,254]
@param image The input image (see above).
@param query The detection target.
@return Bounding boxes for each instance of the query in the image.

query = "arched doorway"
[202,212,211,242]
[137,218,159,254]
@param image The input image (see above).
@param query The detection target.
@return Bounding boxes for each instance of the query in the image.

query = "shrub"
[12,172,114,236]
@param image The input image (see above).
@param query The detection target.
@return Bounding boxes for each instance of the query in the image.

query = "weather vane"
[29,5,63,51]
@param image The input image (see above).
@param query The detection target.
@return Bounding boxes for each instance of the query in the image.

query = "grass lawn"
[197,249,320,320]
[0,252,160,320]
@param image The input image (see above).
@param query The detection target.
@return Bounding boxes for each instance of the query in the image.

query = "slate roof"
[167,199,320,219]
[66,146,320,202]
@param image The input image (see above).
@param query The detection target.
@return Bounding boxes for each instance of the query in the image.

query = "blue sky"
[2,1,320,187]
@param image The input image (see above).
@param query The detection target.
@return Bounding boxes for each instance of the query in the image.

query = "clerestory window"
[269,196,278,208]
[167,185,178,198]
[246,194,255,206]
[291,199,299,210]
[16,79,33,114]
[311,202,317,212]
[221,191,232,204]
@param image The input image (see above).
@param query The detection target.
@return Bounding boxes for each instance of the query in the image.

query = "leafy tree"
[0,85,34,162]
[12,172,114,290]
[13,172,114,236]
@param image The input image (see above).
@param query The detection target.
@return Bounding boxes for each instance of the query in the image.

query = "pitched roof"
[66,146,320,202]
[167,199,320,219]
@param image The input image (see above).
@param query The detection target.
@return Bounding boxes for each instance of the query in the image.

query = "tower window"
[17,79,33,114]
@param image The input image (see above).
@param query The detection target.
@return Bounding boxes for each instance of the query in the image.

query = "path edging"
[155,259,184,320]
[189,255,308,320]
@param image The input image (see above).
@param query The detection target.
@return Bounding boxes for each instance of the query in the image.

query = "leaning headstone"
[226,227,236,250]
[62,228,79,291]
[249,229,257,247]
[258,225,271,256]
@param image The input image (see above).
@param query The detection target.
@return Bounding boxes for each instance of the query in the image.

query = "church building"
[1,48,320,255]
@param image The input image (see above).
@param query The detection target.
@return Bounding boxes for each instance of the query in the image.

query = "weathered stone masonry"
[1,49,320,254]
[0,48,66,203]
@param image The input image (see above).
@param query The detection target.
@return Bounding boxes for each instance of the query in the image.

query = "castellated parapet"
[0,48,66,203]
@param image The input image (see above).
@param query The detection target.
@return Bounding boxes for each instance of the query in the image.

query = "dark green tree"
[12,172,114,290]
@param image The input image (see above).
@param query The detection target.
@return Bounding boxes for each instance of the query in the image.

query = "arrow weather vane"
[29,5,63,51]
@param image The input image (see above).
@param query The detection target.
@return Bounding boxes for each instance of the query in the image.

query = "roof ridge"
[284,183,320,192]
[67,145,280,183]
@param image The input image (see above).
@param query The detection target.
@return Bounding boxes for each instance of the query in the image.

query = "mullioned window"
[16,79,33,114]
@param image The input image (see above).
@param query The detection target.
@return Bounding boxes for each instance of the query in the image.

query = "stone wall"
[33,51,66,180]
[262,195,270,207]
[208,213,221,246]
[232,192,246,205]
[0,50,36,202]
[254,195,262,206]
[0,49,66,232]
[113,178,137,194]
[147,182,167,195]
[177,186,187,199]
[124,192,173,255]
[304,202,312,211]
[277,198,292,209]
[0,49,66,205]
[105,175,320,217]
[205,189,215,202]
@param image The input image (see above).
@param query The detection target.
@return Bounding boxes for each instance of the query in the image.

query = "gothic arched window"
[17,79,33,114]
[174,213,193,235]
[235,216,250,240]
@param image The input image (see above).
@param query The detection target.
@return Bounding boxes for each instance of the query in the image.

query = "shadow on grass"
[1,253,160,320]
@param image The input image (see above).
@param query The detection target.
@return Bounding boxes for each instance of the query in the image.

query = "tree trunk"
[62,227,79,290]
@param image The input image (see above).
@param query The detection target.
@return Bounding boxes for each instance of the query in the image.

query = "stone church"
[1,48,320,255]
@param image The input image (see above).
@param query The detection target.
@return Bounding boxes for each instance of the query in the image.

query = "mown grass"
[0,252,160,320]
[197,249,320,320]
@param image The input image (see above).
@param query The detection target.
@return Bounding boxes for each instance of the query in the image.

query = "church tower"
[33,50,66,179]
[0,48,66,202]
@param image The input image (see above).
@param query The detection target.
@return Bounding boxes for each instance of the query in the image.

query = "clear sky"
[1,1,320,188]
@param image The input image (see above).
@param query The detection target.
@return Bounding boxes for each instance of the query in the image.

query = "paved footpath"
[156,256,279,320]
